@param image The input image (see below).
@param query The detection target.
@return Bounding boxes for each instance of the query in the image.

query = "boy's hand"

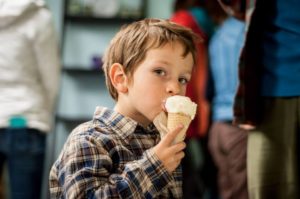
[153,124,186,173]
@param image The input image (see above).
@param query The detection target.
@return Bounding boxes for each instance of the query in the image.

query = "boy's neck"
[114,101,151,128]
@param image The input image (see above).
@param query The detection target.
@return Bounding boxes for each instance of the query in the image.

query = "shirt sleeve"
[209,30,227,88]
[52,134,174,199]
[33,8,61,113]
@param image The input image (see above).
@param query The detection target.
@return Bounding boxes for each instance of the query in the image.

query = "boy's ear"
[109,63,128,93]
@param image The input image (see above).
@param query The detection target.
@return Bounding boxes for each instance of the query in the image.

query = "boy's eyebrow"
[153,60,193,74]
[181,66,193,75]
[183,69,193,75]
[152,60,171,65]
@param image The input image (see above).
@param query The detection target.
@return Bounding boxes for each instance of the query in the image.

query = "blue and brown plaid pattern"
[49,107,182,198]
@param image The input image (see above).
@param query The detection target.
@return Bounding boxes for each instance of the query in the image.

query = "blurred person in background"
[219,0,300,198]
[0,176,4,198]
[0,0,60,198]
[170,0,217,198]
[207,6,247,199]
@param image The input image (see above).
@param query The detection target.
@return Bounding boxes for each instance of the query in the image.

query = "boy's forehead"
[147,41,193,60]
[145,43,194,67]
[146,40,185,54]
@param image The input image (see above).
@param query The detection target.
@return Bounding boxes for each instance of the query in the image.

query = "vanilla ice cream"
[165,95,197,119]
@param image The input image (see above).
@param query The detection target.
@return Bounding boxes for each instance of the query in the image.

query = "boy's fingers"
[162,124,184,146]
[175,151,185,161]
[167,142,186,154]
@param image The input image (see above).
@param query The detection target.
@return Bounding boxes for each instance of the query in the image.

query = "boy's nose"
[166,81,181,95]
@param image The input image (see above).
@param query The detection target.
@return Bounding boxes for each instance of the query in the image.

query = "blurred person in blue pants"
[0,0,60,198]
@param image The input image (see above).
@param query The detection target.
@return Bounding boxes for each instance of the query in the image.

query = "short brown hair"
[102,18,199,100]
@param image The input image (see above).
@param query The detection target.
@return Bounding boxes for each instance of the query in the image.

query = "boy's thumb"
[163,124,184,146]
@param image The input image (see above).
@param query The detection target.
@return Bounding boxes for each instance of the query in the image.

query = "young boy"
[49,18,199,198]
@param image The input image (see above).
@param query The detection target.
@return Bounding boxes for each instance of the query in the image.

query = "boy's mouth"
[161,99,167,112]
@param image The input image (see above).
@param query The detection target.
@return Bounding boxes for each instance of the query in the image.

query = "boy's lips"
[161,99,167,112]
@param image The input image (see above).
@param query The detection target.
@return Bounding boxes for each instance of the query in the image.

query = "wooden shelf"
[65,15,144,24]
[57,115,91,123]
[63,67,103,75]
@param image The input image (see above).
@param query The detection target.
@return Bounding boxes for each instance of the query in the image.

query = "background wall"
[146,0,175,19]
[45,0,176,41]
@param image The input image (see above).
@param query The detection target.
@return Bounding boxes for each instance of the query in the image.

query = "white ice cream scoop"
[165,95,197,119]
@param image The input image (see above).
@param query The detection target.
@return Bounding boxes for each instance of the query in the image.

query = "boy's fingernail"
[178,124,184,128]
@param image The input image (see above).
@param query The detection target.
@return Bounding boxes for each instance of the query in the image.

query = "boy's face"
[123,41,193,126]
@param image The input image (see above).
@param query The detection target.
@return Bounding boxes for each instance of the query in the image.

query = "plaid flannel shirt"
[49,107,182,198]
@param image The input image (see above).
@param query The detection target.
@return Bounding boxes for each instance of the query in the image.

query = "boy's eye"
[154,69,166,76]
[179,77,189,85]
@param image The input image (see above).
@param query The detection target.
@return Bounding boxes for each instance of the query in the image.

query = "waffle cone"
[167,113,191,143]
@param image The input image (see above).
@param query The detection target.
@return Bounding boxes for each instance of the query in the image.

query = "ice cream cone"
[167,112,192,143]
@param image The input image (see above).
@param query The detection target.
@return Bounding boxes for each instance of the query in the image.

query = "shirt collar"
[93,106,158,140]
